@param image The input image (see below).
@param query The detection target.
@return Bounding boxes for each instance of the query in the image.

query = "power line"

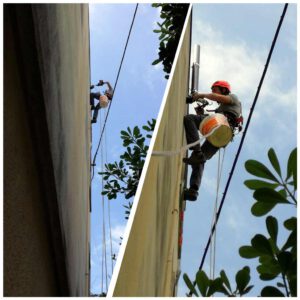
[188,3,288,296]
[91,3,139,181]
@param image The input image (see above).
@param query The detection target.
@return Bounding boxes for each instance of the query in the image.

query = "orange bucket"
[99,95,109,108]
[199,113,232,147]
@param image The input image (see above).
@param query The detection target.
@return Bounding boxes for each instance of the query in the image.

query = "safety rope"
[105,126,115,275]
[91,4,139,181]
[152,124,224,157]
[209,149,225,280]
[100,111,104,294]
[101,156,109,292]
[187,3,288,296]
[98,110,108,294]
[108,196,114,275]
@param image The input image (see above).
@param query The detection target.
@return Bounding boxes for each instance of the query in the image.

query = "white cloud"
[192,18,296,112]
[111,223,126,249]
[89,4,114,36]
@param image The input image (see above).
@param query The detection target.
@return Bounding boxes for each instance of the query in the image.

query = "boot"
[183,150,206,165]
[184,188,198,201]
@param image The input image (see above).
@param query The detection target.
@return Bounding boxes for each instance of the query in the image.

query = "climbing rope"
[105,125,115,275]
[91,3,139,181]
[187,3,289,296]
[209,148,226,280]
[99,111,108,294]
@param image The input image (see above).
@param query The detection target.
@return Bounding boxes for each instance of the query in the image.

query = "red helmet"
[211,80,231,92]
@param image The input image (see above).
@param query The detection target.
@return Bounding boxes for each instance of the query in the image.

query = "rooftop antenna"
[191,44,200,92]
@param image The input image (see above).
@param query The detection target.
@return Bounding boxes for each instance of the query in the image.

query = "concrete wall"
[110,9,191,297]
[4,4,90,296]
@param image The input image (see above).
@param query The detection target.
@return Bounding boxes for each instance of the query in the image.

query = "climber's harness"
[194,99,243,136]
[223,111,243,134]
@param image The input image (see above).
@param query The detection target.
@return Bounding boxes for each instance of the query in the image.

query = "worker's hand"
[193,92,206,101]
[186,95,194,104]
[97,80,105,86]
[192,92,200,101]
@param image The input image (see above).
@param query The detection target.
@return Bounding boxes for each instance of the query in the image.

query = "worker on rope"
[90,80,113,124]
[183,81,242,201]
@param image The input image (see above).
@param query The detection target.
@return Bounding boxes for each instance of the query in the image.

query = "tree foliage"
[152,3,189,79]
[184,147,297,297]
[99,119,156,218]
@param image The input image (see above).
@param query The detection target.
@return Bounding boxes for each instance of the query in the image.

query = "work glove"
[186,95,194,104]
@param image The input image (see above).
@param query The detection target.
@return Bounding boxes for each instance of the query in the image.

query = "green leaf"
[259,255,273,264]
[183,273,198,297]
[251,201,276,217]
[251,234,274,256]
[282,230,296,251]
[259,273,278,281]
[276,282,285,288]
[253,188,289,204]
[257,262,281,276]
[268,148,282,177]
[142,125,150,131]
[152,58,161,66]
[235,266,251,294]
[261,286,285,297]
[286,148,296,182]
[278,188,287,198]
[207,277,224,297]
[195,270,209,296]
[121,130,130,136]
[289,275,297,296]
[245,160,279,182]
[239,246,260,258]
[284,217,297,231]
[244,179,279,190]
[242,285,254,295]
[220,270,231,292]
[266,216,278,243]
[277,251,293,274]
[133,126,140,137]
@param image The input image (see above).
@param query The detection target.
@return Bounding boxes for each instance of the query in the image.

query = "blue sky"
[89,4,166,295]
[89,3,297,297]
[178,3,297,296]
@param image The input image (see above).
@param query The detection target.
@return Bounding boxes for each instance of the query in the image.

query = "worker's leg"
[185,140,219,201]
[183,114,206,151]
[183,114,207,165]
[92,103,100,123]
[189,162,205,191]
[90,92,100,107]
[201,140,219,160]
[189,141,219,189]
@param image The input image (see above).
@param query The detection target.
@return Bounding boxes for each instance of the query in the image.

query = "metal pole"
[191,44,200,91]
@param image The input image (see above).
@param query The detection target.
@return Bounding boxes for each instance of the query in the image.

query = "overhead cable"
[188,3,289,296]
[91,3,139,181]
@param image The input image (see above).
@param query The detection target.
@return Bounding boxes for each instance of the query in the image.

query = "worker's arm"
[104,81,113,93]
[193,92,232,104]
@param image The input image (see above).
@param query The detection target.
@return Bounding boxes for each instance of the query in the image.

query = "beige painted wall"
[32,5,91,296]
[4,4,90,296]
[110,11,191,297]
